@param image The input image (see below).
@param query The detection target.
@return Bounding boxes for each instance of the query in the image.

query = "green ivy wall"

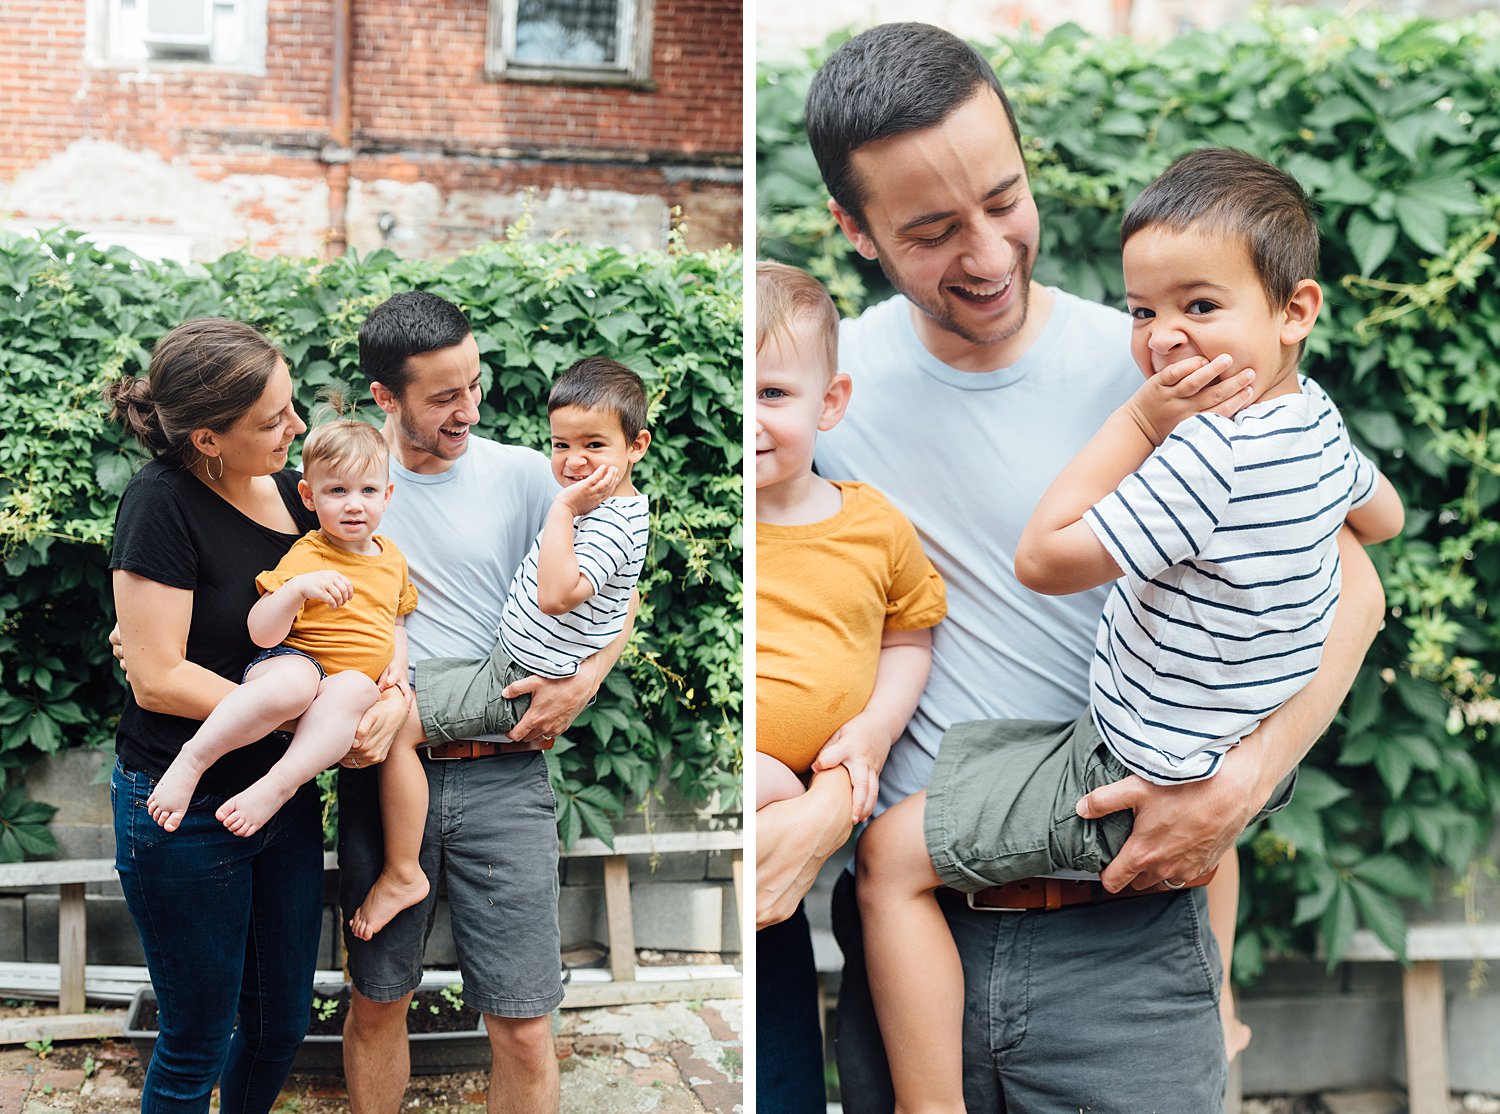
[0,230,743,854]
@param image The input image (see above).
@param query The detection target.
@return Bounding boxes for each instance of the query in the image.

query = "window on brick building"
[486,0,655,84]
[87,0,267,71]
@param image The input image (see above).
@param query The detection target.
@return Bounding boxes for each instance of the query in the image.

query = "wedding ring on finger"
[1163,878,1186,890]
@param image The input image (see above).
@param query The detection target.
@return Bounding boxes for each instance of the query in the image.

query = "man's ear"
[818,373,854,432]
[829,200,878,262]
[370,380,398,416]
[1280,279,1323,347]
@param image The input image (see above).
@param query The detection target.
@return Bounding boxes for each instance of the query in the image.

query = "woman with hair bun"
[103,318,408,1113]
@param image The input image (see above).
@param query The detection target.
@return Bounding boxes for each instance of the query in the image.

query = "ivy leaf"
[1393,196,1449,255]
[1345,211,1397,277]
[1321,884,1358,972]
[94,454,134,497]
[1350,854,1431,901]
[1347,878,1408,962]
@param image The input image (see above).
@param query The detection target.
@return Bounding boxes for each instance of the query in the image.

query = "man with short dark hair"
[338,290,633,1114]
[756,23,1386,1112]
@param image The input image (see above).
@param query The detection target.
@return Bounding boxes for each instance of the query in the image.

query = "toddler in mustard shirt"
[756,261,946,823]
[147,414,416,837]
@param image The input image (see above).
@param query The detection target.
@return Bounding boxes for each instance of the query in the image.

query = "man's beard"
[398,412,459,462]
[877,245,1034,348]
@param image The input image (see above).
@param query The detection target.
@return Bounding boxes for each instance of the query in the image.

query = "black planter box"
[122,980,492,1076]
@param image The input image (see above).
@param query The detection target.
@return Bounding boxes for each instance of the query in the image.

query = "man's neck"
[757,472,843,527]
[911,282,1056,374]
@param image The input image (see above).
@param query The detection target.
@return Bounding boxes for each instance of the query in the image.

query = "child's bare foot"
[349,870,430,940]
[215,772,298,838]
[1223,999,1252,1061]
[147,750,210,832]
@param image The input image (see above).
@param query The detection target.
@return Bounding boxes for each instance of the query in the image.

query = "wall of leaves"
[0,229,743,854]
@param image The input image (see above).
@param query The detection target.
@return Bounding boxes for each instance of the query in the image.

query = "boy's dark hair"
[359,291,472,399]
[1121,148,1320,311]
[756,261,839,380]
[549,358,648,440]
[805,22,1022,231]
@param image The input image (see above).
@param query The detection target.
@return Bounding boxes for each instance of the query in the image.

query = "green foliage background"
[0,230,742,854]
[760,10,1500,970]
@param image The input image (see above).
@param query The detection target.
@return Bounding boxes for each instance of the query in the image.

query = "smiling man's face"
[830,89,1043,370]
[374,333,483,474]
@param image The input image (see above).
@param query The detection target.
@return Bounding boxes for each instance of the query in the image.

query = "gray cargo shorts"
[415,642,533,745]
[926,714,1297,893]
[337,751,564,1017]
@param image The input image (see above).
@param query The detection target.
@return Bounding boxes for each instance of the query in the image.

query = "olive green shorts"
[924,714,1297,893]
[414,642,533,744]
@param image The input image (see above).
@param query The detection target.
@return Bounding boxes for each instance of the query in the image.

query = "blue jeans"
[112,759,325,1114]
[833,869,1226,1113]
[755,904,827,1114]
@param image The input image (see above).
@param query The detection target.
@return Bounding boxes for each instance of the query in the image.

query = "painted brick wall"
[0,0,742,257]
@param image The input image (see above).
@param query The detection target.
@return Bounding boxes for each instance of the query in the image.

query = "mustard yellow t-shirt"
[756,482,947,773]
[255,531,418,681]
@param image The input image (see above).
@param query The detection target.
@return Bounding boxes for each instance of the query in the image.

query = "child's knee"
[253,661,323,718]
[318,671,380,713]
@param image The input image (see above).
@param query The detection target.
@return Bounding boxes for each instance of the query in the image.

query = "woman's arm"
[113,570,236,719]
[756,765,855,930]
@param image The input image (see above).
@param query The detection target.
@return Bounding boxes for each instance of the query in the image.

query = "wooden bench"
[1343,923,1500,1114]
[0,858,118,1015]
[0,829,742,1025]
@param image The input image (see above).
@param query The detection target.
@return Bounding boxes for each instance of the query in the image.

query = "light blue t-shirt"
[816,289,1139,814]
[379,434,555,668]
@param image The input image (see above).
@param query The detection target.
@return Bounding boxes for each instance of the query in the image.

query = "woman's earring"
[206,455,224,482]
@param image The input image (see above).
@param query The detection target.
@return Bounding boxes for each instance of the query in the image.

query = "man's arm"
[503,587,640,742]
[756,766,855,930]
[1078,527,1384,890]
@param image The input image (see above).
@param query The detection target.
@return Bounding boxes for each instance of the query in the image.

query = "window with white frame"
[88,0,267,71]
[486,0,654,84]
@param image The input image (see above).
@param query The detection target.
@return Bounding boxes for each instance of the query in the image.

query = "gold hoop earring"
[206,456,224,482]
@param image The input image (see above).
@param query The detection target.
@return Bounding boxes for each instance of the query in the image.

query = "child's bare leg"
[1208,848,1252,1061]
[755,753,805,810]
[218,671,379,837]
[857,790,966,1114]
[148,656,321,832]
[350,701,431,940]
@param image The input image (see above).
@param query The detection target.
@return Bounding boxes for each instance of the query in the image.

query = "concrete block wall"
[11,750,741,975]
[1,0,741,257]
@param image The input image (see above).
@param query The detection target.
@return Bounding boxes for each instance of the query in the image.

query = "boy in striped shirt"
[349,357,650,940]
[857,149,1403,1110]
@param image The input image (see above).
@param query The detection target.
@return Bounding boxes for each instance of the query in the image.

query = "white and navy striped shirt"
[498,494,649,678]
[1084,376,1377,784]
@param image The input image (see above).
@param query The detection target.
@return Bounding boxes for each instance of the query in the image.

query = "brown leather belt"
[423,737,554,760]
[966,866,1218,912]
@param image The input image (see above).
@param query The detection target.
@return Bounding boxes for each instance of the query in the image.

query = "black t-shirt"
[109,460,318,793]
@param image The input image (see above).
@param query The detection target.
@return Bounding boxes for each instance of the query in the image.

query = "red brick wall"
[0,0,741,254]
